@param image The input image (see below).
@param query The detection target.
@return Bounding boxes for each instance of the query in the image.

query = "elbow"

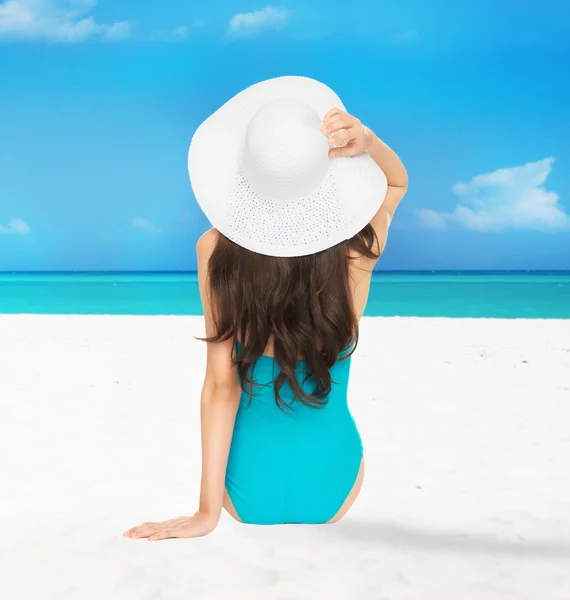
[396,173,409,190]
[201,378,242,404]
[394,165,409,190]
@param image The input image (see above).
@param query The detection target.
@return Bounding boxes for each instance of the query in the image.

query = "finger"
[327,129,352,147]
[322,107,344,121]
[321,117,348,134]
[148,529,175,542]
[129,529,154,539]
[321,116,353,135]
[124,522,151,537]
[129,524,159,539]
[329,143,358,158]
[127,521,154,532]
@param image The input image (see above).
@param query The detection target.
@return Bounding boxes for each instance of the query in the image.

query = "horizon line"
[1,269,570,275]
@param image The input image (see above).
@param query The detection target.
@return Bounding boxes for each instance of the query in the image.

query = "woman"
[124,76,407,540]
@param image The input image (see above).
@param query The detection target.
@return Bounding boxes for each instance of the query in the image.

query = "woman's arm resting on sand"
[124,230,241,541]
[195,229,242,526]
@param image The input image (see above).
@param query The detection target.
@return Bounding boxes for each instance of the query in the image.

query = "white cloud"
[228,5,289,36]
[132,217,160,233]
[416,208,446,230]
[0,217,30,234]
[416,157,569,232]
[102,19,131,41]
[0,0,132,42]
[171,25,187,37]
[150,19,205,42]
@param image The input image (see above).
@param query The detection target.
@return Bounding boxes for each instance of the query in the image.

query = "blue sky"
[1,0,569,271]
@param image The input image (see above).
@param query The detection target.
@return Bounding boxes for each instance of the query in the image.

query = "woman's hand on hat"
[320,109,373,157]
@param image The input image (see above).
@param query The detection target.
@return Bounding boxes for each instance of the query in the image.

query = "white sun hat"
[188,75,388,257]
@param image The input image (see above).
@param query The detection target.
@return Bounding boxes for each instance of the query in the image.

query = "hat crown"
[239,99,330,202]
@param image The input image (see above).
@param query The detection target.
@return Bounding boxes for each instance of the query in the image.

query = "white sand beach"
[1,314,569,600]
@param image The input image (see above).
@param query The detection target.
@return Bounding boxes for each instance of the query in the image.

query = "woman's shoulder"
[196,228,220,255]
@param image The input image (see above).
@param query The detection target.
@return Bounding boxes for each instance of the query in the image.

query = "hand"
[123,511,217,541]
[320,108,373,157]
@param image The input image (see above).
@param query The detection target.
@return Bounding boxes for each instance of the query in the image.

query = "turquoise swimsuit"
[225,342,363,525]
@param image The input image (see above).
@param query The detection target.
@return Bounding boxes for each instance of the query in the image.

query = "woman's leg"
[326,456,365,524]
[223,487,243,522]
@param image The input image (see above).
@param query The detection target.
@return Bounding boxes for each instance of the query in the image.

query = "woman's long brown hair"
[200,225,380,411]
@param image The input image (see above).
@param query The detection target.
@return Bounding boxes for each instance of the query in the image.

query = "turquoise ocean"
[0,271,569,318]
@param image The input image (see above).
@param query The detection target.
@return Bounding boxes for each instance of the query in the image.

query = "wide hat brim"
[188,75,388,257]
